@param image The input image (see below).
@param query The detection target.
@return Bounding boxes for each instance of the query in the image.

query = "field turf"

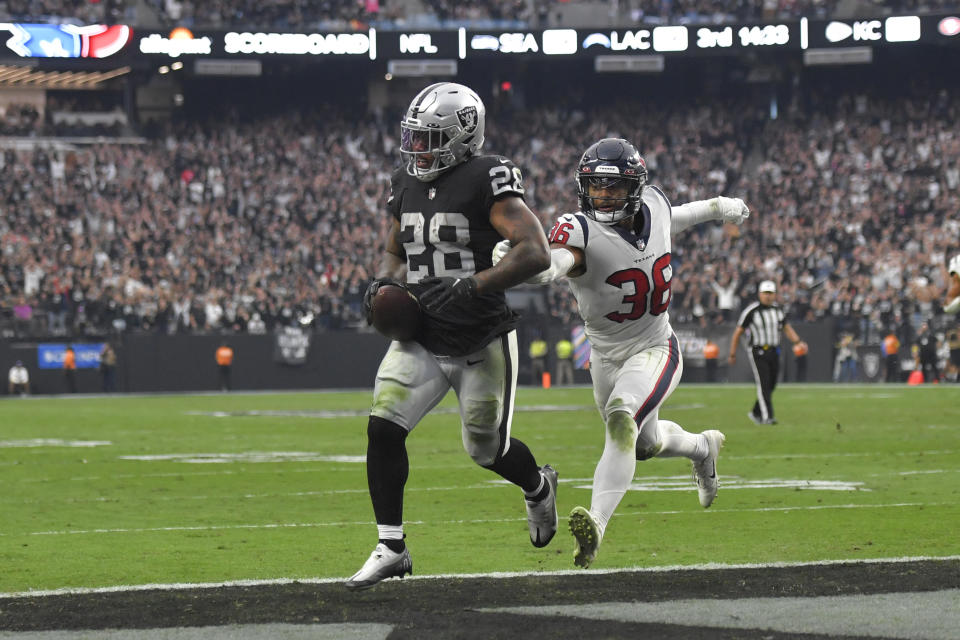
[2,383,957,598]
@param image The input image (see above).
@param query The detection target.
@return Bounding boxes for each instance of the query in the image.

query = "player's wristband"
[945,296,960,314]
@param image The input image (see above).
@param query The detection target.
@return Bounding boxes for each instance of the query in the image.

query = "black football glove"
[363,277,403,325]
[418,276,479,312]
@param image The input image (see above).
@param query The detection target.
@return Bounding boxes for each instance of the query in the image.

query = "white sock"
[656,420,708,460]
[588,431,636,541]
[377,524,404,541]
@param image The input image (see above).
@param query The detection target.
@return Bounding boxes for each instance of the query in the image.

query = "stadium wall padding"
[1,321,846,395]
[1,332,392,395]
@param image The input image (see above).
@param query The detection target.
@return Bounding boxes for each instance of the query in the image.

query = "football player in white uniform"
[493,138,750,567]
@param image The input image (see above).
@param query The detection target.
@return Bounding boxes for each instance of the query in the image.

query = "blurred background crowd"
[3,81,957,344]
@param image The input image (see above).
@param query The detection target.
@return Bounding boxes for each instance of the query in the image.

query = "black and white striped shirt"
[737,302,785,348]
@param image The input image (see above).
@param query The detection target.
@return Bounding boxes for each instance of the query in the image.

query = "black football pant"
[749,346,779,422]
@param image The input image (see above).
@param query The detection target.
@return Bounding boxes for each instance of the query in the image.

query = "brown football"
[371,284,421,341]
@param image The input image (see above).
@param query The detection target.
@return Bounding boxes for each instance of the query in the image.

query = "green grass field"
[1,384,957,594]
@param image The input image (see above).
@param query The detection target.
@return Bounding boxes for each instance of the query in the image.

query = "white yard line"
[9,501,953,538]
[728,449,957,460]
[1,555,957,600]
[10,449,958,486]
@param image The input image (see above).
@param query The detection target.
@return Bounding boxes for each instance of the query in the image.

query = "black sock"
[483,437,542,493]
[529,476,550,502]
[379,537,405,553]
[366,416,409,527]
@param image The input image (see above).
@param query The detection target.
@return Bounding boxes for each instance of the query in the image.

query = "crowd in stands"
[2,0,959,29]
[1,76,957,346]
[0,93,127,138]
[0,104,41,137]
[0,0,127,24]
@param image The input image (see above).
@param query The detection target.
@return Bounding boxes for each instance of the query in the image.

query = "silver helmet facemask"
[400,82,486,182]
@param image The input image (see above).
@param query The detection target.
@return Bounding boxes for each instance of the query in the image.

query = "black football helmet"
[576,138,648,224]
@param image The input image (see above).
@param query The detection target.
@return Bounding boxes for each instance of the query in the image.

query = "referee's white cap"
[758,280,777,293]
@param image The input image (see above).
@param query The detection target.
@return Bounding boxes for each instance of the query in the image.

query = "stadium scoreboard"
[0,12,956,69]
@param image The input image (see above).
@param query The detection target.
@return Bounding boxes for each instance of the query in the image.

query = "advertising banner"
[37,343,104,369]
[0,23,131,58]
[137,27,375,59]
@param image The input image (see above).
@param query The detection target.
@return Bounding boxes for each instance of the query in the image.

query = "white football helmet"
[400,82,486,182]
[949,254,960,276]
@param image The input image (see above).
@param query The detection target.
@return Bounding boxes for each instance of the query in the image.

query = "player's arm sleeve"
[481,156,525,211]
[525,247,576,285]
[671,196,748,234]
[945,297,960,314]
[523,213,587,285]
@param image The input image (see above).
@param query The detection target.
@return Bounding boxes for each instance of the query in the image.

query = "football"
[371,284,421,341]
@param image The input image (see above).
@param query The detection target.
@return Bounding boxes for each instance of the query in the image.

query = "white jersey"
[9,365,29,385]
[548,186,674,361]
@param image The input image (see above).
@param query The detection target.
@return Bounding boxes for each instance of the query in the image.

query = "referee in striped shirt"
[728,281,807,425]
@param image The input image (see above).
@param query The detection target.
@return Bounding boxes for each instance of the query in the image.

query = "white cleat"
[568,506,602,568]
[344,543,412,591]
[693,430,725,508]
[525,465,559,548]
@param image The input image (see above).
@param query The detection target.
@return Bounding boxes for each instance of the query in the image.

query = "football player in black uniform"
[345,82,557,590]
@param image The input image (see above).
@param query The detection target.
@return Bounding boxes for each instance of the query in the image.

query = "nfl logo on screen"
[428,187,436,200]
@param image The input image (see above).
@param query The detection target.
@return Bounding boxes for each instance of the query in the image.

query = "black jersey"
[736,302,786,348]
[386,154,525,356]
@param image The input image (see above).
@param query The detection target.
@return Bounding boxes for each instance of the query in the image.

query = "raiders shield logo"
[862,352,881,380]
[456,106,478,132]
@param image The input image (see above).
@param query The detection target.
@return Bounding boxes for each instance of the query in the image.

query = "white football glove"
[718,196,750,225]
[492,239,512,266]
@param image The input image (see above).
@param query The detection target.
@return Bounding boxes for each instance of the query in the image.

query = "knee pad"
[465,432,499,467]
[461,397,502,467]
[606,411,639,454]
[634,420,663,461]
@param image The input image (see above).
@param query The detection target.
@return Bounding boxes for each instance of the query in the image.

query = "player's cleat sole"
[526,464,559,548]
[344,543,412,591]
[569,506,601,568]
[693,430,725,508]
[747,412,762,425]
